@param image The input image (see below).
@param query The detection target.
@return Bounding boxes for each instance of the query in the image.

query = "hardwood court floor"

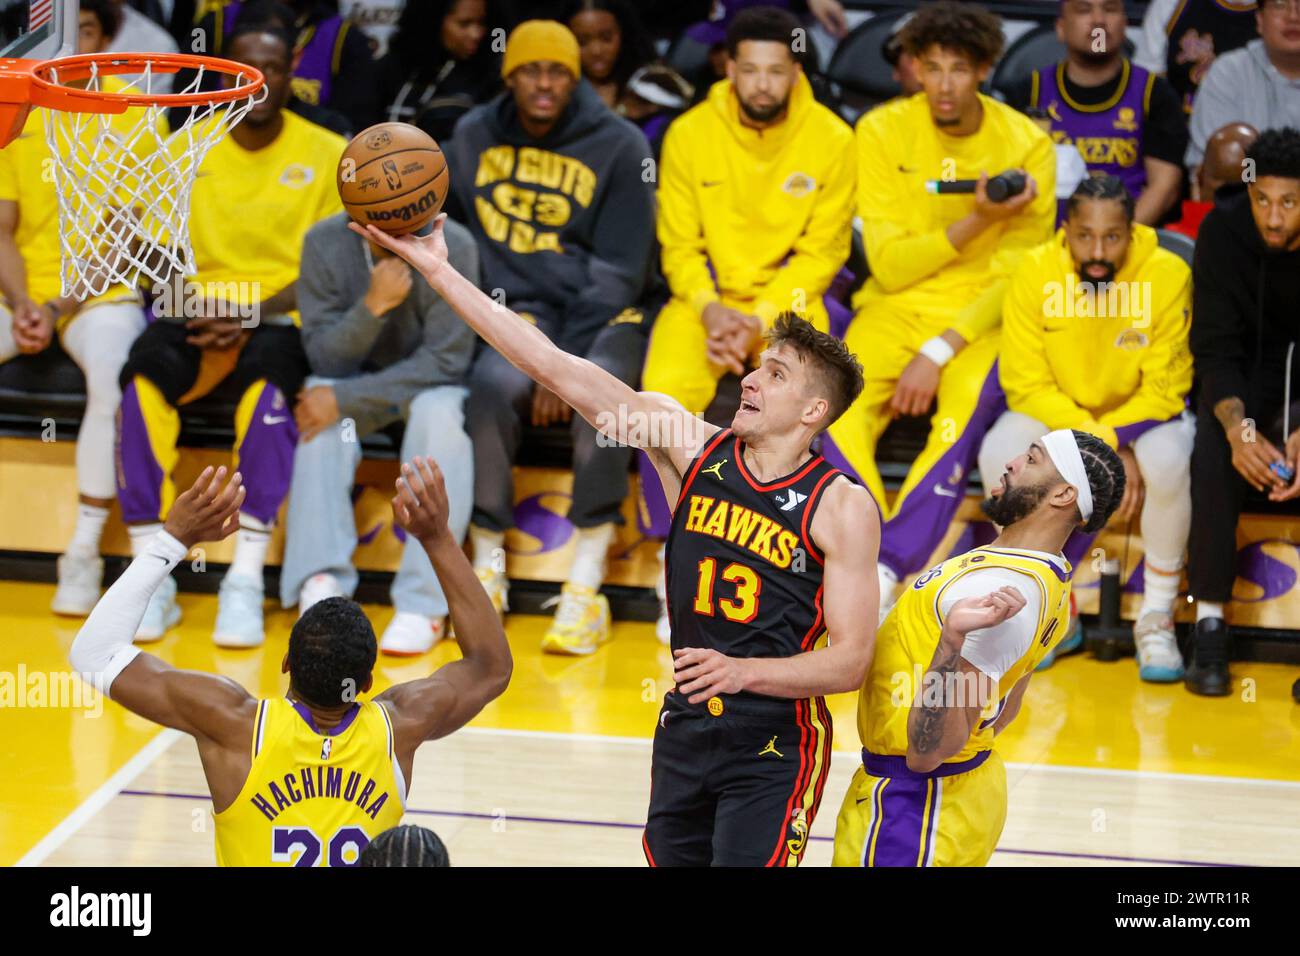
[2,580,1298,867]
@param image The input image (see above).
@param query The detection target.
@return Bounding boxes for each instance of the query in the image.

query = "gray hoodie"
[297,212,479,436]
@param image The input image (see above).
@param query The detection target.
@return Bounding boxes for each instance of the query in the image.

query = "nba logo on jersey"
[321,738,332,761]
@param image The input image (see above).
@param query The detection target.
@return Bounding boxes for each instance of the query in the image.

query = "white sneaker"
[52,552,103,616]
[135,574,181,643]
[299,573,344,617]
[380,612,445,656]
[1135,611,1185,683]
[213,572,265,648]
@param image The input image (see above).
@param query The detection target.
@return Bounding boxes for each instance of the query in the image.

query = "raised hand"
[162,466,245,549]
[391,456,452,546]
[350,214,450,285]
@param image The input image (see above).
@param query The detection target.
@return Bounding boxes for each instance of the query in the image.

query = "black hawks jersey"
[1161,0,1258,112]
[666,428,844,667]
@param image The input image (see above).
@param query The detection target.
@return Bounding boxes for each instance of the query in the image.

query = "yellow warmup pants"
[827,300,1003,577]
[643,294,830,415]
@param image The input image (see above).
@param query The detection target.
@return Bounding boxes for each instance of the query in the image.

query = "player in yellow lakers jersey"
[358,215,881,866]
[833,428,1125,867]
[69,458,511,866]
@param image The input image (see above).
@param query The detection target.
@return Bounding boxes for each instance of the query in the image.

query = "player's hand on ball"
[673,647,748,703]
[943,587,1026,638]
[364,256,413,315]
[391,456,452,545]
[163,466,245,549]
[351,214,450,284]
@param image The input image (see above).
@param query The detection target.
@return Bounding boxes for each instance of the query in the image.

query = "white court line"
[15,728,183,867]
[461,725,1300,789]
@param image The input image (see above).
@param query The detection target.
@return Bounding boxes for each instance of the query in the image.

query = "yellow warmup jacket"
[999,223,1193,450]
[853,92,1056,341]
[657,73,855,325]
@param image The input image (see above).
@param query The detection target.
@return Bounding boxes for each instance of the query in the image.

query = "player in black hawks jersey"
[355,214,882,866]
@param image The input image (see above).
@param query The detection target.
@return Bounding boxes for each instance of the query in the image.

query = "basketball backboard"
[0,0,74,61]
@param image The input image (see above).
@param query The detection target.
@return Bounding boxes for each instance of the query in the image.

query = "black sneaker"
[1184,618,1231,697]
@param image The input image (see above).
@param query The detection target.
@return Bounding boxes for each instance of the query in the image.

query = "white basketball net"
[40,59,265,299]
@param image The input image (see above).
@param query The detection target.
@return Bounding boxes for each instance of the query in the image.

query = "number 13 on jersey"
[693,558,762,624]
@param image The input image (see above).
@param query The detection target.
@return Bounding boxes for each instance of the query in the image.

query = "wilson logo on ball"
[365,188,441,223]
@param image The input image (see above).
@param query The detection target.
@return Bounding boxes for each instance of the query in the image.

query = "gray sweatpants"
[279,378,473,617]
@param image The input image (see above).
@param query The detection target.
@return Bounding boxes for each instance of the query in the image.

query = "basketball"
[338,122,448,236]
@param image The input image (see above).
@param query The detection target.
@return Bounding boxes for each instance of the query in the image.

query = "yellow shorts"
[831,749,1007,867]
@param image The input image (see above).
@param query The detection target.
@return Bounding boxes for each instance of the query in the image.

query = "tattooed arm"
[906,587,1026,774]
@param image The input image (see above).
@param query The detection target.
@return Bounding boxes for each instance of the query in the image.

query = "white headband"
[1040,429,1093,524]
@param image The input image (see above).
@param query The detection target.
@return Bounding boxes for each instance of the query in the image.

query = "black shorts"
[119,319,308,404]
[642,690,833,867]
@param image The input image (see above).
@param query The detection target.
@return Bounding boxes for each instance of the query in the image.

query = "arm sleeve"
[557,132,656,355]
[999,262,1120,448]
[938,568,1042,682]
[1097,262,1194,443]
[856,114,962,293]
[753,129,855,326]
[949,129,1057,343]
[69,531,188,696]
[656,119,718,315]
[1188,224,1250,409]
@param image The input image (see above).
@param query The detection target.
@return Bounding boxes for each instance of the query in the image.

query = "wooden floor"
[3,580,1299,867]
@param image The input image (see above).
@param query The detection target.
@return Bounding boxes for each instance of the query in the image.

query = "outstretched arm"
[68,467,257,746]
[376,458,513,754]
[351,217,717,477]
[671,478,880,700]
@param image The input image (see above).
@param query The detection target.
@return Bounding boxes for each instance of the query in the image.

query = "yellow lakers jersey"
[214,698,406,866]
[857,547,1072,764]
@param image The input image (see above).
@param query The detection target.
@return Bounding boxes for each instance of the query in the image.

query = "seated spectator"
[563,0,656,110]
[359,824,451,866]
[282,0,381,132]
[979,176,1194,679]
[882,23,922,97]
[1003,0,1187,226]
[617,63,693,161]
[445,21,655,656]
[1186,127,1300,697]
[338,0,406,57]
[280,212,479,656]
[1133,0,1259,113]
[373,0,502,144]
[640,5,854,640]
[1186,0,1300,178]
[106,0,180,93]
[115,24,346,647]
[1168,121,1258,238]
[0,0,148,617]
[825,1,1055,621]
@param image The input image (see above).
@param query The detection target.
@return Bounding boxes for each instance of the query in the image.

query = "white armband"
[919,336,956,367]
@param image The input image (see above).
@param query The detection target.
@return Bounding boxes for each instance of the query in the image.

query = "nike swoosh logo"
[262,414,289,425]
[701,180,723,187]
[898,164,916,173]
[932,484,959,498]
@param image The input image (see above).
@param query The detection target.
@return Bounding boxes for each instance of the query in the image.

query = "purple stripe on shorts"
[869,772,929,867]
[116,379,166,523]
[235,382,299,525]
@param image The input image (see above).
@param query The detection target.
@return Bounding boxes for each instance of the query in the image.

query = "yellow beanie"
[501,20,581,79]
